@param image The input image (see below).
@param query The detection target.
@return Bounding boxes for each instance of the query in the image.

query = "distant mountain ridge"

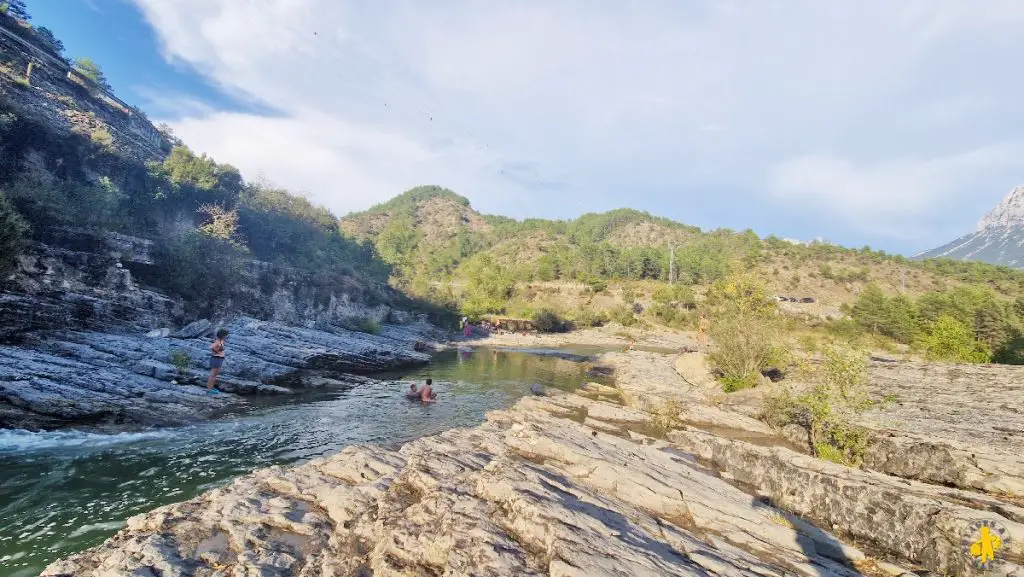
[918,186,1024,268]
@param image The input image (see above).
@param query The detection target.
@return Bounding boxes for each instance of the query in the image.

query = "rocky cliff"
[0,227,438,431]
[0,21,169,163]
[918,186,1024,268]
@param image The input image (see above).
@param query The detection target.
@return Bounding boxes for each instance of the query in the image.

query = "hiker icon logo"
[961,519,1010,570]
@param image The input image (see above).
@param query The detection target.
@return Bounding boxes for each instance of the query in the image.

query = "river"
[0,347,610,577]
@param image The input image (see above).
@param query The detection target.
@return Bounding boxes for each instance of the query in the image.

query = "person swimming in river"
[420,378,437,402]
[206,328,229,394]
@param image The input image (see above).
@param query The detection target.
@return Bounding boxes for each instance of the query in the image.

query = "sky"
[26,0,1024,255]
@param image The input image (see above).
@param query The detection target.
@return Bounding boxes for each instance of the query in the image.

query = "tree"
[851,283,887,334]
[197,204,243,247]
[375,216,420,273]
[34,26,64,56]
[1,1,30,20]
[74,58,112,91]
[920,315,991,364]
[706,274,790,391]
[0,190,29,280]
[974,300,1012,351]
[157,123,184,148]
[460,253,514,317]
[882,294,919,344]
[1014,296,1024,321]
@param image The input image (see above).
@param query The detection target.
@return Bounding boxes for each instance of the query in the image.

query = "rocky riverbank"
[0,316,435,431]
[0,230,440,431]
[41,347,1024,576]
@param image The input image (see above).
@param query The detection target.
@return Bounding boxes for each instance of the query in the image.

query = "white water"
[0,428,175,453]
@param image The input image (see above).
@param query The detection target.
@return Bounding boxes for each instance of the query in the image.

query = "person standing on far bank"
[697,312,710,347]
[207,328,229,394]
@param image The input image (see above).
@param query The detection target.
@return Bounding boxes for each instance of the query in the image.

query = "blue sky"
[26,0,1024,255]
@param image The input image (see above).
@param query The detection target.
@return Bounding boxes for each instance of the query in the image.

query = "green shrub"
[358,318,382,335]
[825,318,863,343]
[91,127,113,148]
[570,307,607,328]
[584,277,608,293]
[169,350,191,375]
[620,286,637,304]
[919,315,991,363]
[762,346,870,466]
[721,374,759,392]
[814,443,848,465]
[74,58,112,91]
[609,305,637,327]
[0,190,29,280]
[146,232,248,317]
[460,253,514,317]
[7,178,124,231]
[649,302,674,323]
[652,286,674,304]
[533,308,568,333]
[706,274,789,391]
[340,316,382,335]
[673,285,697,309]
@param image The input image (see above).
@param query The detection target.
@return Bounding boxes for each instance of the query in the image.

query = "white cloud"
[769,143,1024,239]
[168,109,522,214]
[129,0,1024,249]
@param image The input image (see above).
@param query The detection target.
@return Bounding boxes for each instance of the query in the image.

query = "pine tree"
[34,26,64,56]
[74,58,112,92]
[883,294,919,343]
[2,0,30,20]
[974,300,1012,351]
[852,283,888,334]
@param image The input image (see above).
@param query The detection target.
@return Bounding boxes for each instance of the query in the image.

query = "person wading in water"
[206,328,229,394]
[420,378,437,403]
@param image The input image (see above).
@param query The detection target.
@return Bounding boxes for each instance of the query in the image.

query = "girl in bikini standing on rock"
[206,329,228,394]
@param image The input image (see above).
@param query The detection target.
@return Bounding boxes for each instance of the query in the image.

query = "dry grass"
[762,510,795,529]
[754,252,985,306]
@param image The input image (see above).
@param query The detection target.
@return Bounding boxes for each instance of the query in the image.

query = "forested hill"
[341,185,1024,301]
[339,186,1024,365]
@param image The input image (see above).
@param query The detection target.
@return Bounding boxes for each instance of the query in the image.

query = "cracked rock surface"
[44,393,916,577]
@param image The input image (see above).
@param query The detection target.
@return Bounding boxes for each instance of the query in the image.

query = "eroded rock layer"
[42,392,963,577]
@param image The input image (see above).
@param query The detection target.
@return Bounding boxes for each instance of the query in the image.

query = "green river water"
[0,346,611,577]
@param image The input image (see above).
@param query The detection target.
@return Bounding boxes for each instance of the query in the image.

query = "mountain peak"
[977,185,1024,231]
